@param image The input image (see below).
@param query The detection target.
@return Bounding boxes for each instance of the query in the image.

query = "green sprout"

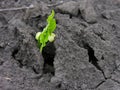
[35,10,56,52]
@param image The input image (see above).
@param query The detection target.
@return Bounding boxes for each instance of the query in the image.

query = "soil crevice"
[82,42,107,79]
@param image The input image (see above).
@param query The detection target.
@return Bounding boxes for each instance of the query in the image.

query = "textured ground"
[0,0,120,90]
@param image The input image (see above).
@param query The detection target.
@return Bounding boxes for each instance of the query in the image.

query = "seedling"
[35,10,56,52]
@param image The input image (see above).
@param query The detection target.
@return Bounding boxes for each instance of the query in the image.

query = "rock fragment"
[79,0,97,23]
[56,1,79,16]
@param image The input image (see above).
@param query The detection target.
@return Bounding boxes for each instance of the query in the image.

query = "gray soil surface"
[0,0,120,90]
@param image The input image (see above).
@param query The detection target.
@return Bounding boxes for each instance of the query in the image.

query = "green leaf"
[35,10,56,52]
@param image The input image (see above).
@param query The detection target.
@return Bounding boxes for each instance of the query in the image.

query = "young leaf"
[35,10,56,52]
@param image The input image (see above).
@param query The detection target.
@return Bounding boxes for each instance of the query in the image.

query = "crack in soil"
[11,47,25,68]
[111,79,120,85]
[71,30,107,80]
[93,80,105,89]
[12,47,19,59]
[82,42,107,79]
[42,42,56,76]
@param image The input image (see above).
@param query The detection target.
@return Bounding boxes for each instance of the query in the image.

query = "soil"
[0,0,120,90]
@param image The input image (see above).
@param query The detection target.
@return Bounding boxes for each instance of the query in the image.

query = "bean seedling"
[35,10,56,52]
